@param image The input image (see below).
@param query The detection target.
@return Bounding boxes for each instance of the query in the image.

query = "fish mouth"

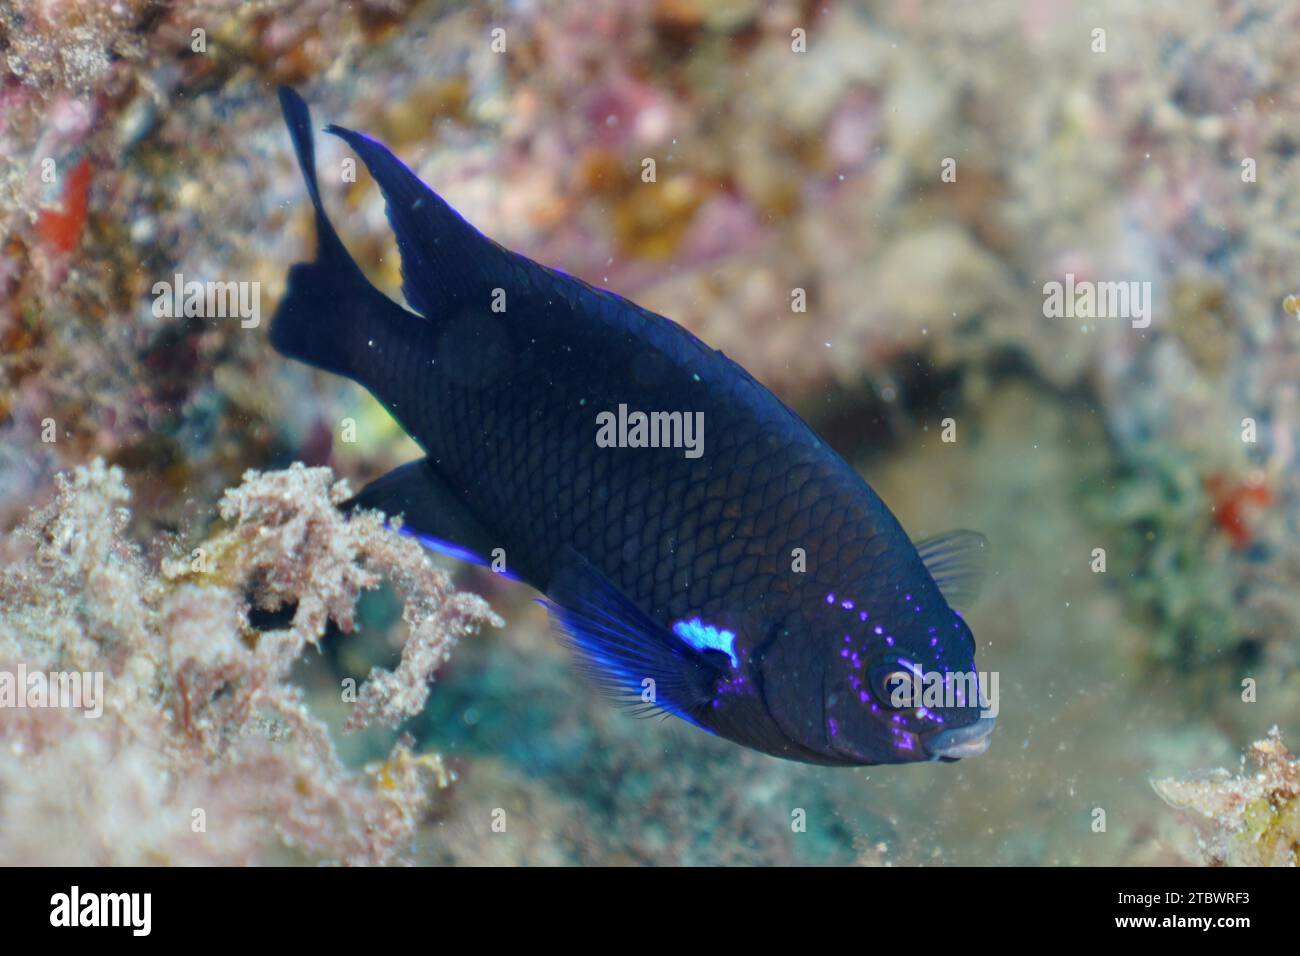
[922,715,996,761]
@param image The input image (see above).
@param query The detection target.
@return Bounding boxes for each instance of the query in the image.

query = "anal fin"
[344,458,514,577]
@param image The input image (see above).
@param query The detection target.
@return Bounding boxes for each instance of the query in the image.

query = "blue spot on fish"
[672,617,739,668]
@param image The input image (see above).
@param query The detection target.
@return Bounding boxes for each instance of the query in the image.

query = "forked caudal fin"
[321,122,512,321]
[269,87,423,380]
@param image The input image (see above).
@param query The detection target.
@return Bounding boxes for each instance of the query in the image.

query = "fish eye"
[878,671,909,712]
[882,670,910,693]
[873,666,917,709]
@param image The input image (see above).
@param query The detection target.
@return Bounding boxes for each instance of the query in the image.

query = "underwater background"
[2,0,1299,865]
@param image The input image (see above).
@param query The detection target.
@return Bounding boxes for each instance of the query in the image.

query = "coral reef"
[5,0,1300,675]
[0,0,1297,866]
[1154,728,1300,866]
[0,460,499,864]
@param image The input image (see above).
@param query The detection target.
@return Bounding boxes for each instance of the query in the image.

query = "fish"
[269,87,995,766]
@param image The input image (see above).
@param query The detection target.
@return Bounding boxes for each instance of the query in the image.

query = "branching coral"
[0,459,500,865]
[1154,728,1300,866]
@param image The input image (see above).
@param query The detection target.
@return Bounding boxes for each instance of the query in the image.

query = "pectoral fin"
[914,530,990,610]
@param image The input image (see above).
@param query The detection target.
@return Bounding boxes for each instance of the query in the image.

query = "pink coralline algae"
[0,459,501,865]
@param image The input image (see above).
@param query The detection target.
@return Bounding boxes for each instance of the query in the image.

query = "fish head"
[819,591,994,766]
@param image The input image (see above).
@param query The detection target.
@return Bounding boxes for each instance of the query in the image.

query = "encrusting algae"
[0,459,499,865]
[1154,728,1300,867]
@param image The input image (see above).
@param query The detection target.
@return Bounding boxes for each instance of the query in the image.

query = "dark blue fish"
[270,88,995,766]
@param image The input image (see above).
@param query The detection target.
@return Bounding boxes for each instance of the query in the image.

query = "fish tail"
[270,87,417,380]
[324,122,511,321]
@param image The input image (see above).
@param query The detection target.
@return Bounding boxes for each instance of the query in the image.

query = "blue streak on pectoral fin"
[914,529,990,610]
[543,549,722,726]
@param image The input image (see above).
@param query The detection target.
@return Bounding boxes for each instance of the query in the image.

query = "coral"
[0,459,499,865]
[1154,728,1300,866]
[0,0,1297,868]
[6,0,1300,681]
